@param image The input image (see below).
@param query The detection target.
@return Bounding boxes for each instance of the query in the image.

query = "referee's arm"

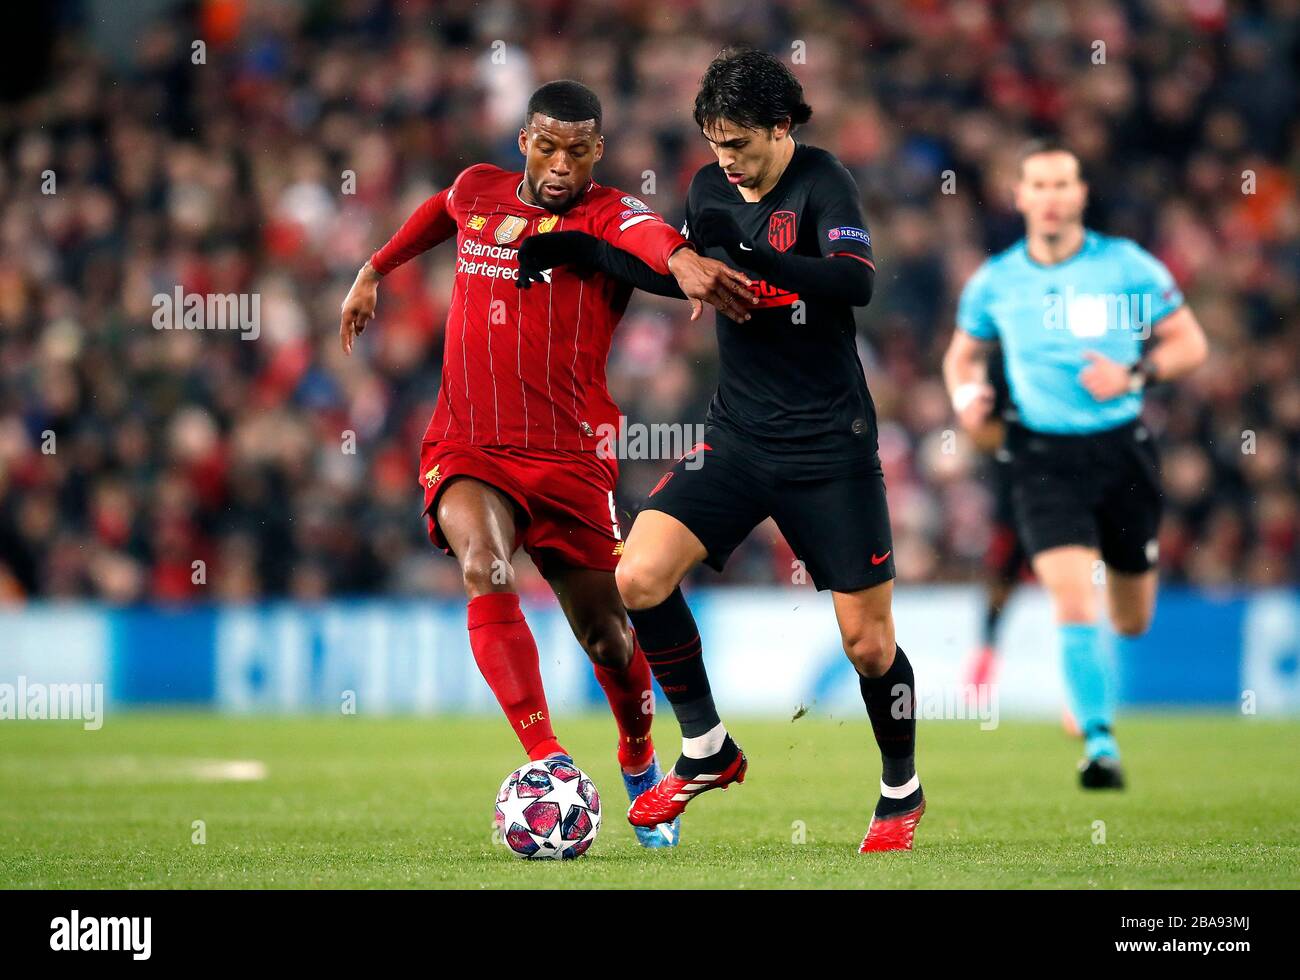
[1079,306,1209,401]
[1080,241,1208,400]
[944,328,999,445]
[945,264,1000,444]
[1144,306,1209,380]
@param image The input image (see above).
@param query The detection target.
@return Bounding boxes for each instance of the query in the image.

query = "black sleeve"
[590,240,686,299]
[760,252,874,306]
[756,159,875,305]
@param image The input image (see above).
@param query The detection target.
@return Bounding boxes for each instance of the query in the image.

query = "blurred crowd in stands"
[1,0,1297,602]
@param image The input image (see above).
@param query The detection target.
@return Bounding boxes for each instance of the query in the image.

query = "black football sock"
[983,599,1002,647]
[858,644,921,816]
[673,734,740,781]
[627,586,725,756]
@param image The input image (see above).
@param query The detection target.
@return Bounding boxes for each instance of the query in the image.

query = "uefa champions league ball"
[495,758,601,860]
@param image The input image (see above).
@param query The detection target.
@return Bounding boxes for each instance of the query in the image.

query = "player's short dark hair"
[526,80,602,131]
[693,47,813,135]
[1017,138,1083,179]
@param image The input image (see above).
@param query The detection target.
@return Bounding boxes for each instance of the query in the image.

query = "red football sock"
[593,632,656,772]
[467,592,566,761]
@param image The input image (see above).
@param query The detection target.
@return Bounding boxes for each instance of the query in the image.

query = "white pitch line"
[183,760,268,782]
[1,756,269,785]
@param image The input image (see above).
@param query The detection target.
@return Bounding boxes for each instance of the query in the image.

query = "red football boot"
[627,749,748,828]
[858,794,926,853]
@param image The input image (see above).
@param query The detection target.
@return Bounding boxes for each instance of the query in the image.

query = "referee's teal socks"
[1059,622,1119,759]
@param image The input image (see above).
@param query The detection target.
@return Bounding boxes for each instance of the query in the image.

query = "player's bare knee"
[581,620,634,669]
[615,559,671,611]
[843,627,892,678]
[1050,588,1097,625]
[460,549,514,596]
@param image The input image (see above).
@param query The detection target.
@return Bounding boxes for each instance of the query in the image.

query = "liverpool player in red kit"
[338,81,754,848]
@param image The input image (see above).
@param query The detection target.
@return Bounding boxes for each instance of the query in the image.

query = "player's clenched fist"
[340,262,381,355]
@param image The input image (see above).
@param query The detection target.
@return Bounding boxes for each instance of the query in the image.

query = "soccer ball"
[495,758,601,860]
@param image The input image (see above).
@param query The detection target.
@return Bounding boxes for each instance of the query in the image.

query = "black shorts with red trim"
[640,423,895,593]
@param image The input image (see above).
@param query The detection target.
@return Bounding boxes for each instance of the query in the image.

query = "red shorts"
[419,440,623,575]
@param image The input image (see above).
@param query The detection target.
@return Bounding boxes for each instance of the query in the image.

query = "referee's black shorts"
[1005,419,1162,573]
[638,423,895,593]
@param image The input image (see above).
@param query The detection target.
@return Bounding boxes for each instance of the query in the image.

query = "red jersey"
[370,164,687,452]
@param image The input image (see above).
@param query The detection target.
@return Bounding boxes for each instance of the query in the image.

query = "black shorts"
[1005,420,1162,573]
[639,424,895,592]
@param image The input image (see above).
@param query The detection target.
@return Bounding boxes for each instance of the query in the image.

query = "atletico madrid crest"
[768,210,797,252]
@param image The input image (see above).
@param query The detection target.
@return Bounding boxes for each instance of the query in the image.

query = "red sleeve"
[594,193,690,275]
[369,180,463,275]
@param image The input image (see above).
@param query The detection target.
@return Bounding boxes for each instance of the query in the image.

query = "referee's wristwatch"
[1128,356,1156,394]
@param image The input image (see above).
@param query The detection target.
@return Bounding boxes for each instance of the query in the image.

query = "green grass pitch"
[1,713,1295,888]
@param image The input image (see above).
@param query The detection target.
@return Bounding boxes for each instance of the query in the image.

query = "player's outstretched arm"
[340,261,381,355]
[516,231,682,296]
[665,246,756,322]
[516,232,755,322]
[692,209,874,306]
[370,188,458,275]
[343,184,460,354]
[591,240,685,298]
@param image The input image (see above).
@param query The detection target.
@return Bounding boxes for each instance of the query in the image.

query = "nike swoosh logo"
[738,243,752,251]
[871,551,891,565]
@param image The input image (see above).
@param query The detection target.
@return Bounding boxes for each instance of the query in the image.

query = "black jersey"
[683,142,877,470]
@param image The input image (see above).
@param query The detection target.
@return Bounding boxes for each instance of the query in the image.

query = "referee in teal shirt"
[944,141,1209,788]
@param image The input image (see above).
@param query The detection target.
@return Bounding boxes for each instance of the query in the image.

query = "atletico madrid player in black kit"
[519,48,924,851]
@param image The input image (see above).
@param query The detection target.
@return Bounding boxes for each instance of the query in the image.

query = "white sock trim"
[880,774,920,799]
[681,721,727,759]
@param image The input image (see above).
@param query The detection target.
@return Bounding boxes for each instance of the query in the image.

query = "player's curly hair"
[693,47,813,135]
